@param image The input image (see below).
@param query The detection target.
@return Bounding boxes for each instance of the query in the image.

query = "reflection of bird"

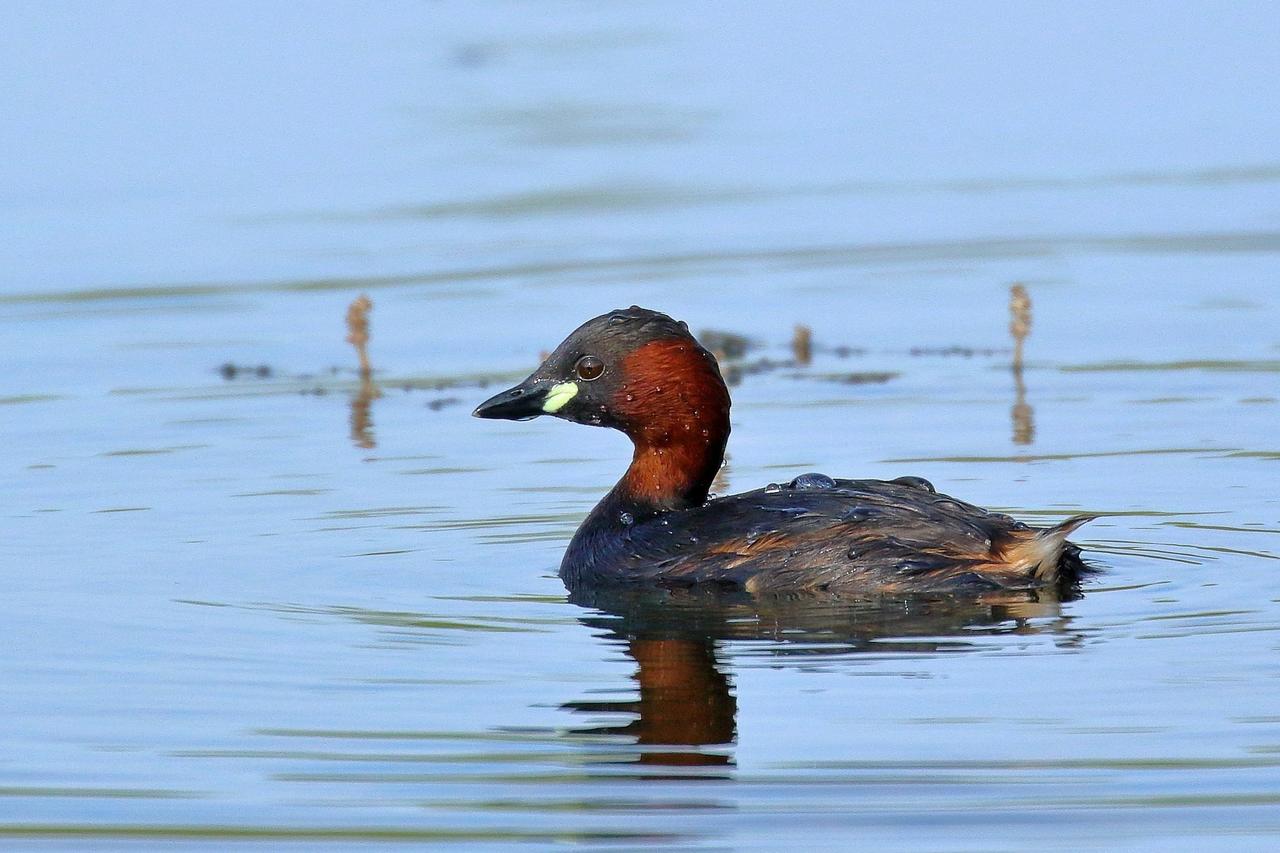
[476,307,1093,594]
[561,585,1083,768]
[562,636,736,768]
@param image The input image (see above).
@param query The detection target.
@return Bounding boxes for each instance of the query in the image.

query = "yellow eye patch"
[542,381,579,413]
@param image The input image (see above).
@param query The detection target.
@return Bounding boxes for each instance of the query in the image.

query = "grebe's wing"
[618,478,1091,594]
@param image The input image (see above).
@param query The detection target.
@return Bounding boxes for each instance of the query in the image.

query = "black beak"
[472,377,549,421]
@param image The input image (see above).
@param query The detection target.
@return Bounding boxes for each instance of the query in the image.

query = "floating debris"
[720,356,792,386]
[452,42,499,69]
[803,370,898,385]
[828,371,898,385]
[908,345,1007,358]
[699,329,758,361]
[218,363,273,380]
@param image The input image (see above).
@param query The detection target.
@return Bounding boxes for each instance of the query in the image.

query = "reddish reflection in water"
[562,586,1083,771]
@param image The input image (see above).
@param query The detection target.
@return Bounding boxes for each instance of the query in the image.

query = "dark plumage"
[475,306,1094,595]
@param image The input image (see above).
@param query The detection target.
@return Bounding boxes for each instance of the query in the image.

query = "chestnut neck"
[613,421,729,516]
[608,339,731,517]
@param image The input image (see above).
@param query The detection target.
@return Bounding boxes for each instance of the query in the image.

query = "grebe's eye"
[574,355,605,381]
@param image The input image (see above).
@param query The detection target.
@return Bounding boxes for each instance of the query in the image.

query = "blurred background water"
[2,1,1279,849]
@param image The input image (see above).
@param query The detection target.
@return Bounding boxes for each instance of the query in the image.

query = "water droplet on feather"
[790,472,836,491]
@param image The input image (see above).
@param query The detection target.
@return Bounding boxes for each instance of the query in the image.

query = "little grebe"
[474,307,1093,594]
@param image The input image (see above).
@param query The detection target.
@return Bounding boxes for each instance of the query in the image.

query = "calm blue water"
[3,2,1279,849]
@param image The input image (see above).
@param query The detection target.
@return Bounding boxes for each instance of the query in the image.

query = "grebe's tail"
[1000,514,1097,582]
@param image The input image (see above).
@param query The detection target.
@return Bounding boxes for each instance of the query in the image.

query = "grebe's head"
[473,306,730,443]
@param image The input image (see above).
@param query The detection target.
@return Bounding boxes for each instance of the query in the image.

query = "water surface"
[3,2,1280,849]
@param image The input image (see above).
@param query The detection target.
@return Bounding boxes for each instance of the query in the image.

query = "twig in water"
[792,324,812,366]
[346,294,375,380]
[345,294,381,449]
[1008,284,1034,445]
[1009,284,1031,373]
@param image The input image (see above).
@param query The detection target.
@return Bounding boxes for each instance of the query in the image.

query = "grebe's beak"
[473,379,547,421]
[473,375,577,421]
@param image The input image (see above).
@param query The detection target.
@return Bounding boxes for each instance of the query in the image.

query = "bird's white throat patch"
[542,382,579,413]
